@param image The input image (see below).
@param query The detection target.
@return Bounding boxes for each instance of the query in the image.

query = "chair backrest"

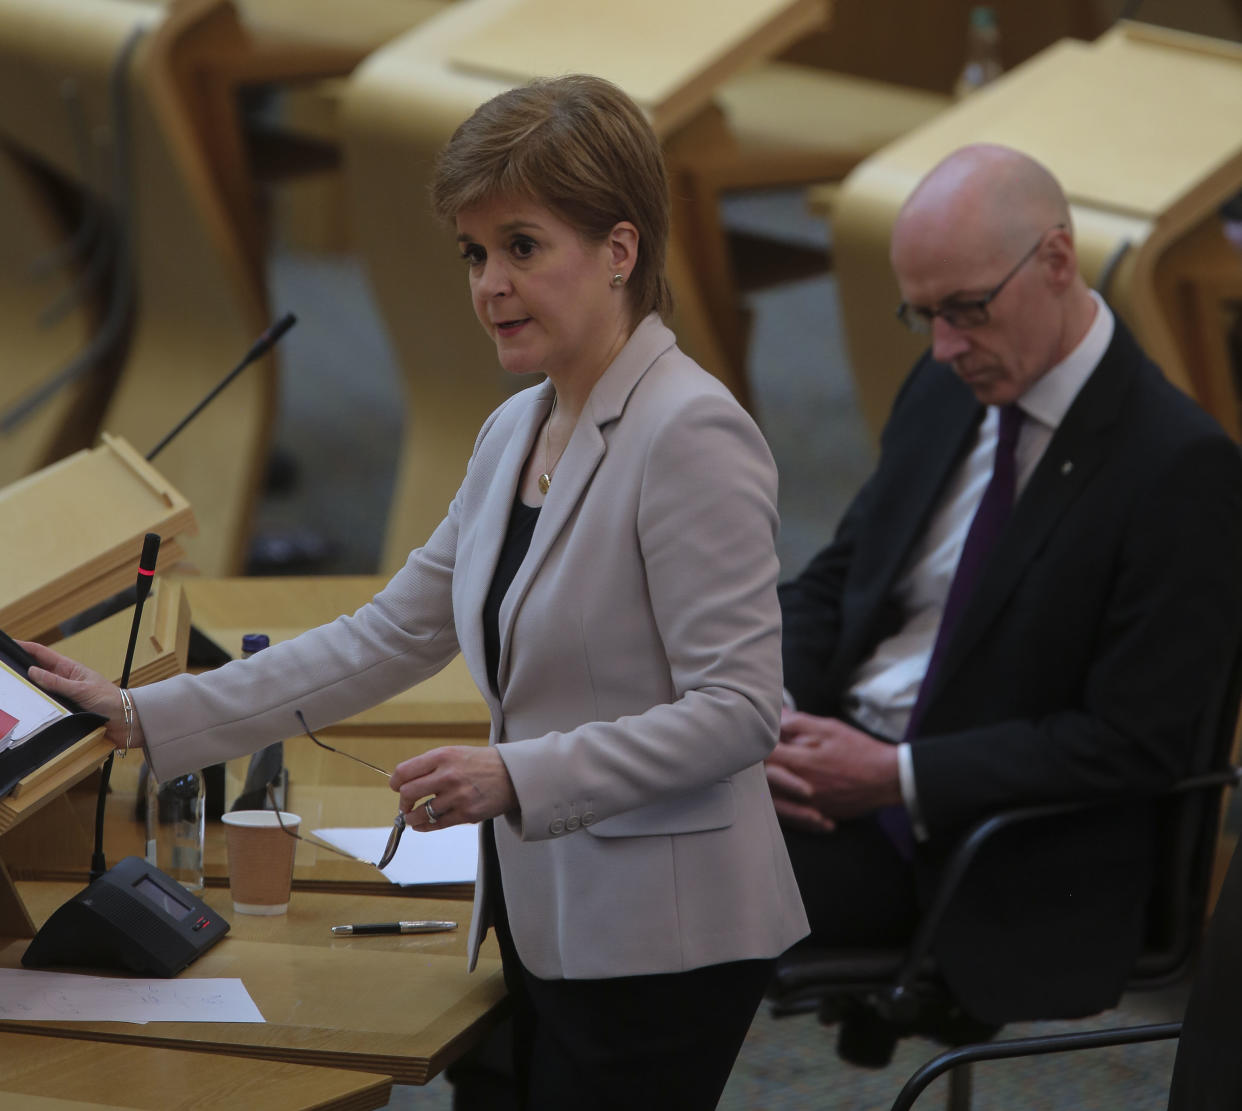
[1132,636,1242,983]
[0,146,110,483]
[1167,823,1242,1109]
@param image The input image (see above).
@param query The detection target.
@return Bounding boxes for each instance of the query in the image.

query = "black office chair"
[887,826,1242,1111]
[770,648,1242,1111]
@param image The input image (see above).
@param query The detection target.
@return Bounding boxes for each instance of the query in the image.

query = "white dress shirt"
[847,292,1114,837]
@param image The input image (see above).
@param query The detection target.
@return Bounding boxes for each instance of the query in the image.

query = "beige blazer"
[134,315,809,978]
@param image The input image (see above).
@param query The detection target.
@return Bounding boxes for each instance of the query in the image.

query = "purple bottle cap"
[241,633,270,655]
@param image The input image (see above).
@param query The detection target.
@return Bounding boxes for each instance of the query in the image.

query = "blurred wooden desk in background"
[337,0,832,567]
[826,20,1242,442]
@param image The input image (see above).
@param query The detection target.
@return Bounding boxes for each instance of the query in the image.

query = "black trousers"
[782,816,919,946]
[481,821,773,1111]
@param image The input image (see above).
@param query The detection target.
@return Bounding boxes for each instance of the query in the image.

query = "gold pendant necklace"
[539,394,564,494]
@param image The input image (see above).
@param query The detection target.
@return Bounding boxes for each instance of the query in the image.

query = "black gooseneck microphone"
[145,311,297,462]
[82,312,296,877]
[26,525,228,972]
[90,531,160,882]
[54,312,299,637]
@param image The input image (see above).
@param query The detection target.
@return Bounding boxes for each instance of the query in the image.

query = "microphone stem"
[146,352,257,463]
[91,537,159,883]
[146,312,295,463]
[90,601,144,882]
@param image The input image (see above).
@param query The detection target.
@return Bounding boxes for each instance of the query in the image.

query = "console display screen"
[133,873,193,920]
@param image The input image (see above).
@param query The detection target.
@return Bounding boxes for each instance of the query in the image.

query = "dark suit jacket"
[780,318,1242,1023]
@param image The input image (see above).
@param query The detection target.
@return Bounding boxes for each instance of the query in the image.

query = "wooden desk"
[3,738,475,897]
[3,579,485,896]
[98,0,834,570]
[0,0,283,578]
[3,884,505,1086]
[215,779,474,897]
[830,21,1242,441]
[178,575,490,737]
[259,745,476,896]
[339,0,832,569]
[137,0,449,61]
[0,1030,392,1111]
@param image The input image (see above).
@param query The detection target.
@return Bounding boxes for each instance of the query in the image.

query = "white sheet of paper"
[0,967,264,1024]
[0,659,69,748]
[314,822,478,886]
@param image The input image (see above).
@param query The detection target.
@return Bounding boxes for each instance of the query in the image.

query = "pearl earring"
[611,272,625,287]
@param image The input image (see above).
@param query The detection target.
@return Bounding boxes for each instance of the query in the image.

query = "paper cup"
[221,810,300,915]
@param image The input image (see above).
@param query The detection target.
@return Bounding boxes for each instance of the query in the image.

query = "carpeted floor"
[377,982,1186,1110]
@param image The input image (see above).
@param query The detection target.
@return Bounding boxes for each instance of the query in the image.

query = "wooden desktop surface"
[830,22,1242,440]
[175,576,487,892]
[210,776,474,897]
[0,1029,393,1111]
[2,884,505,1086]
[219,732,476,895]
[0,581,501,1090]
[4,736,477,898]
[339,0,832,565]
[135,0,449,59]
[442,0,830,135]
[137,781,470,897]
[866,26,1242,222]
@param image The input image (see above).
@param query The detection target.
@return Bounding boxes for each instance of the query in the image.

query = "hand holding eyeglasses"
[294,711,516,867]
[294,710,408,869]
[390,744,518,832]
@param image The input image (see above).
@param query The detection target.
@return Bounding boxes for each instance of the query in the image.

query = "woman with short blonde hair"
[28,75,808,1109]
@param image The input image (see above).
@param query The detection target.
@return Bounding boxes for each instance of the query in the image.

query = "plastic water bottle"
[232,634,289,811]
[954,6,1003,99]
[145,764,206,892]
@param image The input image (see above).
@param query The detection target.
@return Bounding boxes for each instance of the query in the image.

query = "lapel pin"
[1061,460,1074,476]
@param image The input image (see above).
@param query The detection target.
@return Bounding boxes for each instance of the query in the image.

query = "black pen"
[331,920,458,936]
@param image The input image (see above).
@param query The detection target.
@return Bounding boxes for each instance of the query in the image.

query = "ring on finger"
[424,800,439,824]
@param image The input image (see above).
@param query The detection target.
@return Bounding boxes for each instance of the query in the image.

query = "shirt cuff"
[897,742,929,842]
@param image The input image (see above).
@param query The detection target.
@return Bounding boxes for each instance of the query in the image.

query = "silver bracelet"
[118,687,134,757]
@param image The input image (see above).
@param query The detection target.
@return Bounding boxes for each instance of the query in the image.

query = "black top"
[480,496,541,940]
[482,497,541,697]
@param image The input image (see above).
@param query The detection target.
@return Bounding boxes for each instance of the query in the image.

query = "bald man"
[771,144,1242,1044]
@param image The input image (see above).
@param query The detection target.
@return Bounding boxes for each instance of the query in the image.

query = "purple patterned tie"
[879,404,1024,856]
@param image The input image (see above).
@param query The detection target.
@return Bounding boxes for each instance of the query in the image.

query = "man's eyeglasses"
[896,223,1066,335]
[267,710,407,870]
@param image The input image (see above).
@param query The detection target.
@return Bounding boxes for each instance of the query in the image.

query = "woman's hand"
[391,745,518,831]
[19,640,132,752]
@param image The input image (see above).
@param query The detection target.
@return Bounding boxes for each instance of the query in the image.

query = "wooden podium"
[0,729,110,939]
[0,433,195,639]
[0,431,196,941]
[56,577,192,688]
[825,21,1242,442]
